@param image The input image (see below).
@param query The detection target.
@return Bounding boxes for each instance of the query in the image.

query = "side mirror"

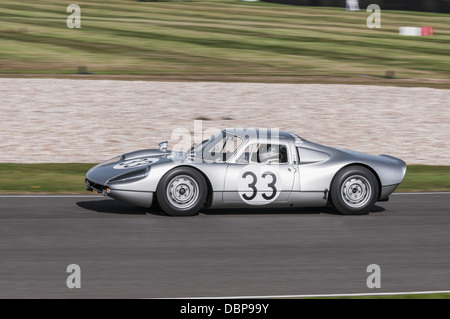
[159,141,168,152]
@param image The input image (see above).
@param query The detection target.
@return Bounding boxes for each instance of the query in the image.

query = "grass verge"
[0,0,449,87]
[0,163,449,194]
[0,163,94,194]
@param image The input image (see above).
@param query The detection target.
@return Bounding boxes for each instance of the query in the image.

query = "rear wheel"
[157,167,207,216]
[330,166,379,215]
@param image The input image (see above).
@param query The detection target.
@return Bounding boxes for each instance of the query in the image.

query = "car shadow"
[202,204,385,216]
[76,199,385,217]
[76,199,164,216]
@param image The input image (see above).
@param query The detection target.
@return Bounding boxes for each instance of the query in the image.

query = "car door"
[223,141,296,206]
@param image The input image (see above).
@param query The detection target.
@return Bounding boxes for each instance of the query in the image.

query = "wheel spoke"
[341,175,372,208]
[166,175,199,209]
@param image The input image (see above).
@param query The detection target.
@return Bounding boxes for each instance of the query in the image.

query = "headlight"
[107,168,148,185]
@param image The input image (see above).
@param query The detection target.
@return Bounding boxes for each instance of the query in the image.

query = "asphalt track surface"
[0,193,449,298]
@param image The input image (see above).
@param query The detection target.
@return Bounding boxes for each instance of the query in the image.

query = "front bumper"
[86,179,153,208]
[86,179,109,195]
[378,184,400,202]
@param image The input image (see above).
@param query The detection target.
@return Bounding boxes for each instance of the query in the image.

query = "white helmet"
[259,145,280,163]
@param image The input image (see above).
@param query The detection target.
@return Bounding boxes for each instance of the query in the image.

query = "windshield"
[188,131,243,163]
[189,139,210,153]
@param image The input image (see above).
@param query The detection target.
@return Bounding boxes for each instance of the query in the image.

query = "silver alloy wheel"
[166,175,200,209]
[340,175,372,208]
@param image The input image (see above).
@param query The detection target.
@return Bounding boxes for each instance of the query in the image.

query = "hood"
[86,149,171,185]
[121,148,170,161]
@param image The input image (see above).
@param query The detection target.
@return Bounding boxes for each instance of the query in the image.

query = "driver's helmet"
[259,145,279,163]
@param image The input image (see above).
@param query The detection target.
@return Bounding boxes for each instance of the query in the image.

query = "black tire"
[156,167,207,216]
[330,166,379,215]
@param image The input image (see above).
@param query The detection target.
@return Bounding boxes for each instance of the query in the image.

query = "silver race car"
[86,129,406,216]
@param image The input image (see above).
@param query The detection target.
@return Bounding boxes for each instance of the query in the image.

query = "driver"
[258,145,280,163]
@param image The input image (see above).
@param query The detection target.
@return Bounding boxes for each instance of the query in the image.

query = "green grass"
[0,163,448,194]
[399,165,450,192]
[0,0,449,85]
[0,163,94,194]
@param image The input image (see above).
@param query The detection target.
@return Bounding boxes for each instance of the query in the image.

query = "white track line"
[169,290,450,299]
[392,192,450,195]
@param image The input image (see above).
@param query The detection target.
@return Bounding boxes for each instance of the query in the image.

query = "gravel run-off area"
[0,79,449,165]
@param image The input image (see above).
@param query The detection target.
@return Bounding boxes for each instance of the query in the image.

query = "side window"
[249,144,289,164]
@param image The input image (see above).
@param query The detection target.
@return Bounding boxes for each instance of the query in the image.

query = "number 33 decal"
[241,171,277,201]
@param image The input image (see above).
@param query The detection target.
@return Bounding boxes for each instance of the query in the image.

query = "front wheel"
[330,166,379,215]
[156,167,207,216]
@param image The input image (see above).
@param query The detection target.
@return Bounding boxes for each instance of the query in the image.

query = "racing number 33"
[242,171,277,201]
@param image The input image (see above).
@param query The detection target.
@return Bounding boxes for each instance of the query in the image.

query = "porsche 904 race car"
[86,129,406,216]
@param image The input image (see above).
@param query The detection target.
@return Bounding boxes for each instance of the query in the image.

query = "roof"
[223,128,302,142]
